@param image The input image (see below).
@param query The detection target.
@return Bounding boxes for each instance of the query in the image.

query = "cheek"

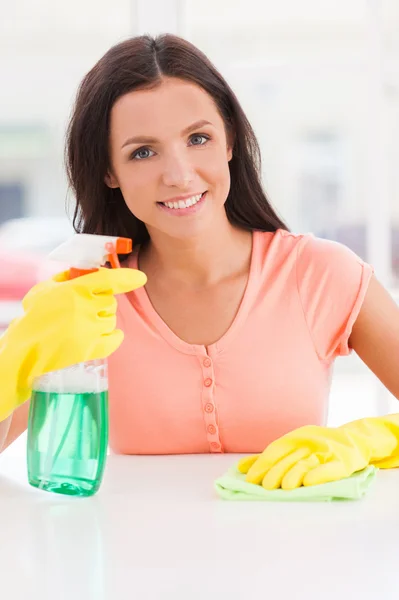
[200,153,231,193]
[117,165,157,212]
[119,163,155,192]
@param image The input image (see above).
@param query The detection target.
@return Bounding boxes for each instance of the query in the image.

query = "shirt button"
[203,358,211,368]
[204,378,213,387]
[211,442,220,451]
[207,424,216,435]
[204,403,214,413]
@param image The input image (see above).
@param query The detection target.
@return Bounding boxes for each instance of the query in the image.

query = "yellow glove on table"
[0,267,146,421]
[238,415,399,490]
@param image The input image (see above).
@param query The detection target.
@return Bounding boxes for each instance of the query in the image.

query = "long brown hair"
[66,34,289,247]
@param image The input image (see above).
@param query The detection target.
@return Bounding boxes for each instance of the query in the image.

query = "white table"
[1,454,399,600]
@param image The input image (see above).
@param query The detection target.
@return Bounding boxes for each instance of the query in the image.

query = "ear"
[104,170,119,189]
[226,130,235,162]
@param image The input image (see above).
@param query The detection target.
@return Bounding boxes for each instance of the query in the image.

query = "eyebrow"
[120,119,213,149]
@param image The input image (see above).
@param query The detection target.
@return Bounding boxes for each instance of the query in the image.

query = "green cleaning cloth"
[214,465,378,502]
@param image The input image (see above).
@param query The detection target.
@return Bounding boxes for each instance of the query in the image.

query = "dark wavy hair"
[66,34,289,248]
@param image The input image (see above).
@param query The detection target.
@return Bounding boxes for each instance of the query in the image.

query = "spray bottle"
[27,233,132,497]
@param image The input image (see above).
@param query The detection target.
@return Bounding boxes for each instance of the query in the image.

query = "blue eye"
[189,134,209,146]
[131,147,155,160]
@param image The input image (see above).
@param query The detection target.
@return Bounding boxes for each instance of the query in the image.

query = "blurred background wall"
[1,0,399,455]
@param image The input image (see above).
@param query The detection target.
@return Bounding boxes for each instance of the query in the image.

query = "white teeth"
[162,193,204,210]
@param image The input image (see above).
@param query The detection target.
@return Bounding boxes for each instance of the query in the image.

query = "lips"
[157,191,208,216]
[159,192,205,210]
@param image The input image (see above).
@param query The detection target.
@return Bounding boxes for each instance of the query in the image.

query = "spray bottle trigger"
[69,267,98,280]
[106,237,132,269]
[105,242,120,269]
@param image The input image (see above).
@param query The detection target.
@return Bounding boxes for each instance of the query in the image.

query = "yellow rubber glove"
[0,267,147,421]
[238,414,399,490]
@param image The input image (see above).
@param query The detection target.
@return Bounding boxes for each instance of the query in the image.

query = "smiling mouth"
[158,192,206,210]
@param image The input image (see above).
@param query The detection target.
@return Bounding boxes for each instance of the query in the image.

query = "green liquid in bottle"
[27,389,108,497]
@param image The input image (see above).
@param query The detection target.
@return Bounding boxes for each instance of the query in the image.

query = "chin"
[165,223,210,241]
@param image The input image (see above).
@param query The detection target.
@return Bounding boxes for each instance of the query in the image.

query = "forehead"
[109,77,224,138]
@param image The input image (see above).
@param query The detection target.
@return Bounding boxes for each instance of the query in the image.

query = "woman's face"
[106,77,233,241]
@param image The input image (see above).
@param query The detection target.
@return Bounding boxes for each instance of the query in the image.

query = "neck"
[140,218,253,287]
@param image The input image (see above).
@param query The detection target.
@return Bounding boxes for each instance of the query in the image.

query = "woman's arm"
[0,401,30,453]
[349,275,399,400]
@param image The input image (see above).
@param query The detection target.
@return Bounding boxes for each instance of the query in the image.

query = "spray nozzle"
[105,238,132,269]
[48,233,132,279]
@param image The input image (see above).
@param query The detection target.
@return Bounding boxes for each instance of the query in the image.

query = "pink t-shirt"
[108,229,373,455]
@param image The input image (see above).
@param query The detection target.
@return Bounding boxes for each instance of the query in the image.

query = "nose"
[162,149,194,189]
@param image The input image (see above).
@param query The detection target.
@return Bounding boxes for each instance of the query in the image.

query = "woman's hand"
[0,267,146,421]
[238,414,399,490]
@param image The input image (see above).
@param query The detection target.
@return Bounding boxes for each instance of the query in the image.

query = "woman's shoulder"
[255,228,312,257]
[255,228,368,272]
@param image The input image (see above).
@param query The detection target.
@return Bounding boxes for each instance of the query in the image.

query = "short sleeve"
[296,235,374,361]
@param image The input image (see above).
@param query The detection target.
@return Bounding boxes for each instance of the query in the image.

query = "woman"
[1,34,399,489]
